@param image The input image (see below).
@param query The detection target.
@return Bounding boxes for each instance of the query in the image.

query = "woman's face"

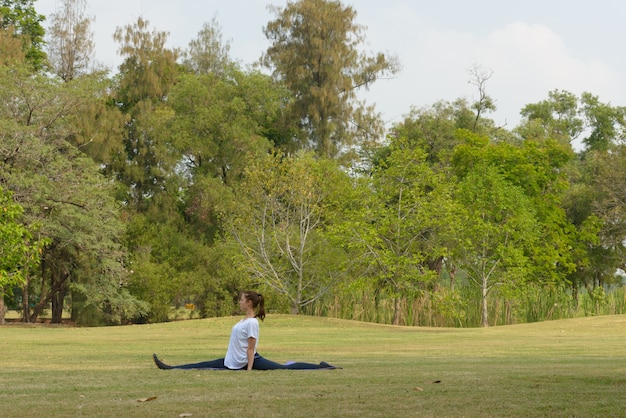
[239,294,250,312]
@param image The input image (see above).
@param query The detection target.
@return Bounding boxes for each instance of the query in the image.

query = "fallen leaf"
[179,414,193,417]
[413,387,424,391]
[137,396,158,403]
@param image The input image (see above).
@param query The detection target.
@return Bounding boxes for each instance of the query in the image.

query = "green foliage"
[453,129,578,287]
[109,17,181,212]
[181,15,232,76]
[262,0,399,158]
[565,146,626,291]
[579,92,626,152]
[518,89,583,145]
[125,212,246,323]
[225,151,351,313]
[0,63,145,324]
[3,5,626,329]
[0,187,45,287]
[338,138,456,323]
[454,163,540,326]
[166,69,278,185]
[0,0,47,70]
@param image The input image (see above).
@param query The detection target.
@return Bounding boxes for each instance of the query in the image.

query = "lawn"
[2,314,625,417]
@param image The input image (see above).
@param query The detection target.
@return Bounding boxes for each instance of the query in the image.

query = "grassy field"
[2,314,625,417]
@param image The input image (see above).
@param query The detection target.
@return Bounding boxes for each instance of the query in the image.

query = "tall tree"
[46,0,95,81]
[225,151,350,313]
[519,89,626,153]
[568,146,626,292]
[182,16,233,76]
[0,16,24,65]
[343,139,456,324]
[0,187,46,324]
[111,17,180,211]
[467,64,496,132]
[518,91,626,306]
[166,69,283,239]
[453,164,539,327]
[453,129,576,285]
[262,0,399,158]
[518,89,583,147]
[0,64,146,324]
[0,0,46,70]
[579,93,626,152]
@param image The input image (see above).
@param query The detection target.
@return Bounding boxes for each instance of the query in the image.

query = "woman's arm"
[246,337,256,371]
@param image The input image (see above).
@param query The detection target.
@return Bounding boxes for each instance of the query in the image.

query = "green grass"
[2,315,626,417]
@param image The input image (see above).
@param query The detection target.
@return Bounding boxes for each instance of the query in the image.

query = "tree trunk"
[30,265,69,323]
[21,275,30,323]
[0,287,6,324]
[392,296,401,325]
[481,276,489,327]
[51,285,67,324]
[290,302,299,315]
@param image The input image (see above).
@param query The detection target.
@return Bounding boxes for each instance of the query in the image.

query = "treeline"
[1,0,625,327]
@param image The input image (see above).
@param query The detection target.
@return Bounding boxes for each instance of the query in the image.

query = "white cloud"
[361,16,621,130]
[475,22,621,125]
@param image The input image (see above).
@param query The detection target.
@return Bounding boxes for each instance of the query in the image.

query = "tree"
[454,164,539,327]
[517,91,626,307]
[579,93,626,152]
[518,90,626,153]
[568,146,626,292]
[0,187,46,323]
[167,70,279,185]
[46,0,95,81]
[110,17,180,211]
[467,64,496,132]
[518,89,583,147]
[164,67,285,245]
[342,138,456,324]
[0,16,24,65]
[0,0,46,70]
[389,100,474,169]
[182,15,233,76]
[0,64,146,324]
[225,151,350,313]
[453,128,577,285]
[262,0,399,158]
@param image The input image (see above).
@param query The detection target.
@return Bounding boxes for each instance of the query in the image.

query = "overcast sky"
[35,0,626,139]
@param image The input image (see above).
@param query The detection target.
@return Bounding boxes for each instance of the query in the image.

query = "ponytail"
[256,293,266,321]
[243,291,266,321]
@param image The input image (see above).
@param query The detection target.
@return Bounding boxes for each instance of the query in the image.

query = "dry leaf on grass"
[137,396,157,402]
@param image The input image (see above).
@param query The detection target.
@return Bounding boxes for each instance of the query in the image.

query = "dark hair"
[243,291,265,321]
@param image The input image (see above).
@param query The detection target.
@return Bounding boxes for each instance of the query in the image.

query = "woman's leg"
[251,354,339,370]
[250,354,287,370]
[153,354,227,370]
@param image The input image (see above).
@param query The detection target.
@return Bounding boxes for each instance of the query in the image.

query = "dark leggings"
[158,353,330,370]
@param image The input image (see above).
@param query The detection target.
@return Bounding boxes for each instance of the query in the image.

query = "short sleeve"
[245,318,259,340]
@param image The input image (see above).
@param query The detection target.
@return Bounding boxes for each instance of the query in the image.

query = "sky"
[35,0,626,144]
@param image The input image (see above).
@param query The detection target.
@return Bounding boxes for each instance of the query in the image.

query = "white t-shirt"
[224,317,259,369]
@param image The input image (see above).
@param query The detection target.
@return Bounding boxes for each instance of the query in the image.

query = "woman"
[153,291,340,371]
